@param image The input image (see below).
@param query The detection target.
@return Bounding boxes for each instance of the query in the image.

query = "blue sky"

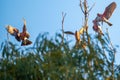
[0,0,120,64]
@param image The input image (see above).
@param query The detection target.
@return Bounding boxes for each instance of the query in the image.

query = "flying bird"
[5,19,32,46]
[18,19,32,46]
[95,2,116,26]
[93,2,116,34]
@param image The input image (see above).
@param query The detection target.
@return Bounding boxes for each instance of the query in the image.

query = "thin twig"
[84,0,88,32]
[84,0,87,13]
[62,12,66,45]
[7,32,9,42]
[106,28,115,80]
[80,0,89,30]
[6,32,10,61]
[7,32,9,49]
[88,2,95,13]
[84,0,88,20]
[80,0,84,14]
[106,28,115,51]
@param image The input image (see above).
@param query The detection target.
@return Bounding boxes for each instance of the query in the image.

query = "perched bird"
[5,19,32,46]
[64,27,86,48]
[93,2,116,34]
[64,27,85,43]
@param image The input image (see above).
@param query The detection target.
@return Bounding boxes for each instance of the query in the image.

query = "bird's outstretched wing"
[22,18,27,33]
[20,18,32,46]
[103,2,116,19]
[21,18,30,38]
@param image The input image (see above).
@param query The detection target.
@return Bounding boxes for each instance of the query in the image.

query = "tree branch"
[80,0,84,14]
[88,2,95,13]
[62,12,66,44]
[106,28,116,80]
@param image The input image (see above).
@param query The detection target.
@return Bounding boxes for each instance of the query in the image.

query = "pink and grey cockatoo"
[17,19,32,46]
[64,27,85,43]
[6,19,32,46]
[93,2,116,34]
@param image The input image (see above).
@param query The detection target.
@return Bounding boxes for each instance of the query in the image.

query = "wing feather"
[22,18,27,33]
[103,2,116,19]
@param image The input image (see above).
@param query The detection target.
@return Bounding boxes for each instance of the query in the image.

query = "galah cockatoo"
[5,19,32,46]
[64,27,85,43]
[93,2,116,34]
[17,19,32,46]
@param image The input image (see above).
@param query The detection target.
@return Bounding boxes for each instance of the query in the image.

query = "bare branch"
[80,0,84,14]
[7,32,10,42]
[88,2,95,13]
[84,0,87,13]
[6,32,10,50]
[62,12,66,44]
[106,28,115,52]
[106,28,116,80]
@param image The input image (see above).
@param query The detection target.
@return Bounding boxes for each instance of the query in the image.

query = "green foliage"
[0,32,120,80]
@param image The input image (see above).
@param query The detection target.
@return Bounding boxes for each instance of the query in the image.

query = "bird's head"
[97,13,103,17]
[5,25,15,34]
